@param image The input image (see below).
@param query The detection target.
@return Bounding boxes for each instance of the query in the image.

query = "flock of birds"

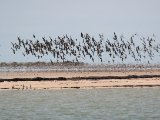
[11,33,160,64]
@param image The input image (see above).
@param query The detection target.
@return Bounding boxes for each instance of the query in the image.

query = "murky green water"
[0,88,160,120]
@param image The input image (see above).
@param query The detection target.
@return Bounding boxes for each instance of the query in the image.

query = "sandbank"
[0,70,160,89]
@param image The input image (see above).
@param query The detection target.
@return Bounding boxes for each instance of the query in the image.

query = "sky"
[0,0,160,63]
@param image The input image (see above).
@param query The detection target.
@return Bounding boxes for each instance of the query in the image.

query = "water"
[1,65,160,72]
[0,88,160,120]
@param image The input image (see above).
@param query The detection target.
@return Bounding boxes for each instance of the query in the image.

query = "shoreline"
[0,70,160,90]
[1,78,160,90]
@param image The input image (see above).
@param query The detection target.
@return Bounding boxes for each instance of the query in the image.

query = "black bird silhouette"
[81,32,84,38]
[11,33,160,64]
[33,34,36,38]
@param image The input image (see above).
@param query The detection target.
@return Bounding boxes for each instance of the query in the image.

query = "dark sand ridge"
[1,74,160,82]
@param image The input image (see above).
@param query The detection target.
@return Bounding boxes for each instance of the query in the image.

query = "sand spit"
[0,70,160,89]
[0,78,160,90]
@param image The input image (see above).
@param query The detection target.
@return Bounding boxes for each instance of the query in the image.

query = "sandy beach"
[0,70,160,89]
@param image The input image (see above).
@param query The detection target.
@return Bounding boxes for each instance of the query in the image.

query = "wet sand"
[0,70,160,89]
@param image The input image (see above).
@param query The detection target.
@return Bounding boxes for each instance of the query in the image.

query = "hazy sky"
[0,0,160,63]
